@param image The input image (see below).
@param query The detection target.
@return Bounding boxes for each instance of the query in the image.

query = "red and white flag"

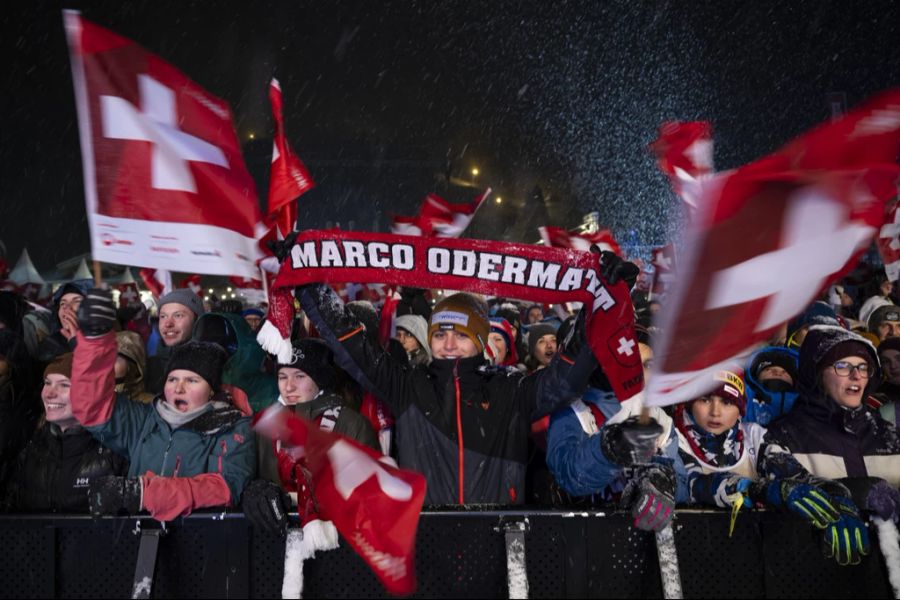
[267,78,314,238]
[391,189,490,237]
[878,198,900,281]
[139,268,171,299]
[178,274,203,296]
[255,405,426,596]
[65,11,264,278]
[538,225,622,256]
[649,121,713,209]
[116,282,141,307]
[650,243,677,296]
[647,90,900,408]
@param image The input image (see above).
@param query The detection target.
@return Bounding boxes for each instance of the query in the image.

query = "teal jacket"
[193,312,278,413]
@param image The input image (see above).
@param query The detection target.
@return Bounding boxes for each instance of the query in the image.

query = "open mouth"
[172,398,190,411]
[45,402,67,411]
[845,385,862,395]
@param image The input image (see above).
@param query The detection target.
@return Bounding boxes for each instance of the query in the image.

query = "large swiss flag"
[647,90,900,407]
[65,11,264,278]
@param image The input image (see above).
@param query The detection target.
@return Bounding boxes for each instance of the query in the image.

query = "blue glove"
[722,476,753,510]
[823,496,870,566]
[765,480,839,528]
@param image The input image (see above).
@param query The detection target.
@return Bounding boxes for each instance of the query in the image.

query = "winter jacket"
[3,422,128,512]
[70,331,257,521]
[675,415,766,508]
[115,331,153,403]
[298,283,596,506]
[546,387,689,503]
[193,312,278,413]
[288,392,380,452]
[760,325,900,491]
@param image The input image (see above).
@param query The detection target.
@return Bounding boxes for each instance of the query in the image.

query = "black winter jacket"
[3,423,128,512]
[292,392,380,452]
[299,284,595,506]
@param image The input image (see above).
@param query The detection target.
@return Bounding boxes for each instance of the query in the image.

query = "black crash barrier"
[0,509,893,598]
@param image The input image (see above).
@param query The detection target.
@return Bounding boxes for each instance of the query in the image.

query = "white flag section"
[65,11,265,278]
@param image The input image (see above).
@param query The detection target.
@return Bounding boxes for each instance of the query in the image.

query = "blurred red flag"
[538,225,622,256]
[648,90,900,408]
[877,198,900,281]
[267,78,314,238]
[255,405,426,596]
[391,189,490,237]
[649,121,713,209]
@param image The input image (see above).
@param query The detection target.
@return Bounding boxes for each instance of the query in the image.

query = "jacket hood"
[797,324,880,411]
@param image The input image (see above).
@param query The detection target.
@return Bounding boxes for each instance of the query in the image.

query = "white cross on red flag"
[538,225,622,256]
[255,405,426,596]
[391,189,490,237]
[267,78,314,238]
[64,11,264,278]
[650,243,677,296]
[649,121,713,209]
[647,90,900,408]
[877,198,900,281]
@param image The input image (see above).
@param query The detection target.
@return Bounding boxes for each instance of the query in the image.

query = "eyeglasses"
[832,361,872,378]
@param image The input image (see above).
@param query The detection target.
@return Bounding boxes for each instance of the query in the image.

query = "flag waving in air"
[649,121,714,209]
[647,90,900,408]
[64,11,264,278]
[538,225,622,256]
[391,189,490,237]
[267,78,315,238]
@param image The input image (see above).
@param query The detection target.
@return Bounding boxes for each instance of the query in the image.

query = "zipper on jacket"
[160,437,173,476]
[454,359,465,505]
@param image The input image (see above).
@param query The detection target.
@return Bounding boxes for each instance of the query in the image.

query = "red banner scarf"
[274,230,644,401]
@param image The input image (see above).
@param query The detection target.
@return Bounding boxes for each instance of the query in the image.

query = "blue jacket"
[546,387,689,503]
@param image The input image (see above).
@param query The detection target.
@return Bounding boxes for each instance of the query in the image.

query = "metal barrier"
[0,509,893,598]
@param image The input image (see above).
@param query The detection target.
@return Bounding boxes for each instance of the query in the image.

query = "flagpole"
[93,260,103,287]
[261,265,269,299]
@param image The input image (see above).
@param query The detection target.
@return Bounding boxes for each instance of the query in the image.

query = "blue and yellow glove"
[823,496,870,566]
[764,479,839,528]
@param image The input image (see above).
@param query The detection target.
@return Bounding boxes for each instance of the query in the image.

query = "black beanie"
[165,341,227,392]
[277,338,335,391]
[818,340,873,375]
[528,324,558,358]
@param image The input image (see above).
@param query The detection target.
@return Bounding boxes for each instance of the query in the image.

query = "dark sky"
[3,1,900,274]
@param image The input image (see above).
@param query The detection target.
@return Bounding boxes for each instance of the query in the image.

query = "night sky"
[3,1,900,275]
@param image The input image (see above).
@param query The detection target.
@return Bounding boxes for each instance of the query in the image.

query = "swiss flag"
[538,225,622,256]
[649,121,713,209]
[650,243,677,296]
[255,405,425,596]
[116,282,141,307]
[878,197,900,281]
[391,189,490,238]
[647,90,900,407]
[267,78,314,238]
[178,274,203,296]
[65,11,264,278]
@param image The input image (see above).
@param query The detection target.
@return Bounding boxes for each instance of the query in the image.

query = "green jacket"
[193,312,278,413]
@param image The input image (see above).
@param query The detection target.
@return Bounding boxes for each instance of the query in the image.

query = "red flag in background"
[255,405,426,596]
[64,11,264,278]
[538,225,622,256]
[647,90,900,408]
[139,268,171,299]
[878,197,900,281]
[391,189,490,237]
[649,121,713,209]
[267,78,314,238]
[229,275,263,290]
[650,243,677,296]
[178,274,202,296]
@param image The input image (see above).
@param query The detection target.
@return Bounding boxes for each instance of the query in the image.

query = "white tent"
[72,258,93,281]
[8,248,45,285]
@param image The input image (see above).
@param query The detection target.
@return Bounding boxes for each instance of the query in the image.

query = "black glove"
[89,475,142,516]
[621,463,676,532]
[598,250,640,288]
[296,283,361,338]
[267,230,299,262]
[600,416,663,466]
[242,479,292,537]
[561,309,587,357]
[76,288,117,337]
[864,479,900,523]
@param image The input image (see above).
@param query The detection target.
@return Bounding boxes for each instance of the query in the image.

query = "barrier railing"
[0,509,893,598]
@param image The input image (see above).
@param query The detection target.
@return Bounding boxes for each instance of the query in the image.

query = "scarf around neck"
[677,409,744,469]
[155,398,214,429]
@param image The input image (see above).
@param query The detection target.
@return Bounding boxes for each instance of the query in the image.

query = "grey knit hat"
[158,289,206,318]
